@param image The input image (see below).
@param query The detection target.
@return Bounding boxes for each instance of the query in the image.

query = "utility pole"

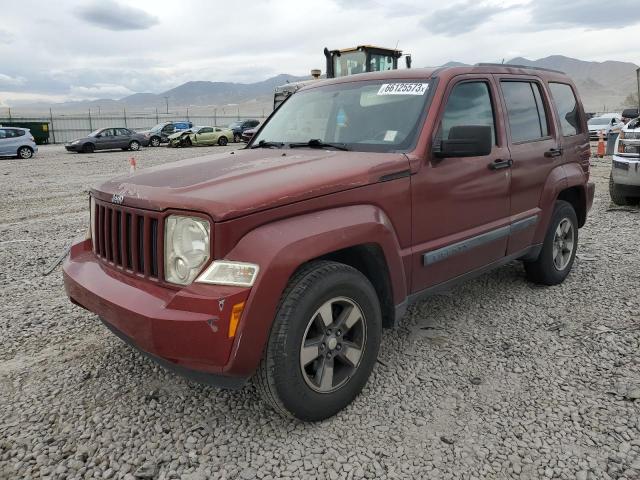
[636,67,640,113]
[164,96,169,114]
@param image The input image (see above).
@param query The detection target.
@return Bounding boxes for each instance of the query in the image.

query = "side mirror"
[434,125,492,158]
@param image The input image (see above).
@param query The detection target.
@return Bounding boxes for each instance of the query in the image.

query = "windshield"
[229,121,243,128]
[150,123,167,132]
[588,117,613,126]
[88,129,102,137]
[253,80,431,152]
[334,51,367,77]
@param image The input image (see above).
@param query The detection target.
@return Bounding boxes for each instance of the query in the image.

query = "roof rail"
[475,63,565,74]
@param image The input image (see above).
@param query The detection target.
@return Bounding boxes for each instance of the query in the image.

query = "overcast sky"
[1,0,640,106]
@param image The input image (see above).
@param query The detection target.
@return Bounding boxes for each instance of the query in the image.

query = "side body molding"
[220,205,407,377]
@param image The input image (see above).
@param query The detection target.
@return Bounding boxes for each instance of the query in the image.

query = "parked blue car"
[0,127,38,159]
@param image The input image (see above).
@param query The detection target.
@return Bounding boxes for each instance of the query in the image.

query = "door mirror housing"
[435,125,492,158]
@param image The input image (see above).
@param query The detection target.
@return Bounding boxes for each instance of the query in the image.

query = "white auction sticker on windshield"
[377,83,428,95]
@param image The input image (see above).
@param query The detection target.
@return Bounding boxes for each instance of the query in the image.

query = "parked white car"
[588,115,624,141]
[0,127,38,159]
[610,117,640,205]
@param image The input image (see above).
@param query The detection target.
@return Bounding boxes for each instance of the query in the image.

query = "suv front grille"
[93,199,162,280]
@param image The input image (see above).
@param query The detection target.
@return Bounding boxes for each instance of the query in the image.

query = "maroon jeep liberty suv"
[64,65,595,420]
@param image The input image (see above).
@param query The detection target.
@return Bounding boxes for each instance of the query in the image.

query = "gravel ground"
[1,144,639,480]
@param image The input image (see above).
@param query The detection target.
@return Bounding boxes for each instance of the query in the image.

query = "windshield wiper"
[288,139,350,151]
[250,140,284,149]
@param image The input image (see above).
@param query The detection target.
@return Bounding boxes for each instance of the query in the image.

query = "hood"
[93,147,409,221]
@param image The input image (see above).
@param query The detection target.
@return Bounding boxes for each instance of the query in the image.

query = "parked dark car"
[241,127,257,143]
[65,128,149,153]
[140,121,193,147]
[64,65,594,421]
[229,119,259,142]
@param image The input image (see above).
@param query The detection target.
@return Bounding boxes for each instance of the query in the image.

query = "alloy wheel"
[553,218,574,271]
[18,147,32,159]
[299,296,366,393]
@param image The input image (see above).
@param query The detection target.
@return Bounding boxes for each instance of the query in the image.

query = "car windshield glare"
[253,80,431,152]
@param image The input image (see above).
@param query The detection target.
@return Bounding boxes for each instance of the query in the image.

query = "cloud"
[0,29,13,44]
[76,0,159,31]
[68,83,135,100]
[420,1,514,35]
[0,73,26,86]
[528,0,640,29]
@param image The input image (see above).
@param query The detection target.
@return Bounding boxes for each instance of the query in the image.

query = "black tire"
[129,140,140,151]
[609,173,634,206]
[234,133,241,142]
[524,200,578,285]
[183,137,192,147]
[150,136,161,147]
[254,261,382,421]
[82,143,95,153]
[17,146,33,159]
[218,136,228,146]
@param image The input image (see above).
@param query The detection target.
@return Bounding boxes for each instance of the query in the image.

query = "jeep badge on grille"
[111,193,124,205]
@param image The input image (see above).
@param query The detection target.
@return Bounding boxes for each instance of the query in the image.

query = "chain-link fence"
[0,109,270,144]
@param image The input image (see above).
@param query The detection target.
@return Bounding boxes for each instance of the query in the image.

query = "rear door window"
[500,81,549,143]
[549,83,582,136]
[440,81,496,144]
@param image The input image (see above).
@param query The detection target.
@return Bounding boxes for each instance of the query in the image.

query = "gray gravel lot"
[1,144,639,480]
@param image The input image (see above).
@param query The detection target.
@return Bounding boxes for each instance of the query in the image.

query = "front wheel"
[524,200,578,285]
[233,133,241,142]
[17,146,33,159]
[254,261,381,421]
[150,137,161,147]
[129,140,140,151]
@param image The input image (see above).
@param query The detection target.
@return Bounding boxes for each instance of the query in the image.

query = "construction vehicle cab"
[324,45,411,79]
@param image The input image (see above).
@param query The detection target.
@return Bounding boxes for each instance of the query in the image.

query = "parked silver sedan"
[65,128,149,153]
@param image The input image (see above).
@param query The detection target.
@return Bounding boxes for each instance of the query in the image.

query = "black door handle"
[545,148,563,158]
[489,158,513,170]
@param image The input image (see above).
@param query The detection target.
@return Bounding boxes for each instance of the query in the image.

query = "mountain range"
[21,55,640,114]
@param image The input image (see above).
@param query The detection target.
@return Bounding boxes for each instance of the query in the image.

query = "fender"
[220,204,407,377]
[533,163,588,244]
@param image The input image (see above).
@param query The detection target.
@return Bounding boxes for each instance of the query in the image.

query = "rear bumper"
[612,155,640,186]
[63,239,252,387]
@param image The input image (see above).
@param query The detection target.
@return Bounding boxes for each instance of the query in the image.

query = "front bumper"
[612,155,640,186]
[65,144,81,152]
[63,239,251,388]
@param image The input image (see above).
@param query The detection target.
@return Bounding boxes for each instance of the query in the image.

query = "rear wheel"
[524,200,578,285]
[218,136,228,146]
[234,133,241,142]
[129,140,140,151]
[17,146,33,159]
[82,143,95,153]
[255,261,382,421]
[150,136,161,147]
[609,173,634,206]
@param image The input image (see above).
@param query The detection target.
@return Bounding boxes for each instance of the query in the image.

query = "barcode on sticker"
[377,83,428,95]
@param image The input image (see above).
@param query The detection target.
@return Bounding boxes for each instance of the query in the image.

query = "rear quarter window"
[549,83,582,136]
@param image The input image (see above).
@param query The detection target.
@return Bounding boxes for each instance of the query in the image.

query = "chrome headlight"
[71,140,80,145]
[164,215,210,285]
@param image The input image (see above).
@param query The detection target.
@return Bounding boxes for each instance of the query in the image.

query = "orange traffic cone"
[597,130,605,158]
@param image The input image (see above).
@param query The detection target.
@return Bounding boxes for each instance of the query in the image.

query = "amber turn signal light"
[228,301,246,338]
